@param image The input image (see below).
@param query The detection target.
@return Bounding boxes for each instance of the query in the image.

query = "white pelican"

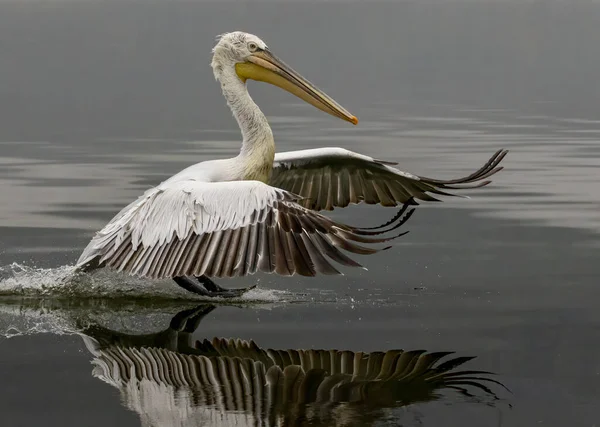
[76,31,508,298]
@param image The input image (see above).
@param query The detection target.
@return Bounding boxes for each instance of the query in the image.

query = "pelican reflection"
[78,304,506,427]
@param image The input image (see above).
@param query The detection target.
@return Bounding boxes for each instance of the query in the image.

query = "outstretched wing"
[269,147,508,211]
[77,180,413,279]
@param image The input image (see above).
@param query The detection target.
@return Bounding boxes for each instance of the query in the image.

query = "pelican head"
[211,31,358,125]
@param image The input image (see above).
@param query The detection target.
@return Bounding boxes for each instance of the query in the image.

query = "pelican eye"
[248,42,259,52]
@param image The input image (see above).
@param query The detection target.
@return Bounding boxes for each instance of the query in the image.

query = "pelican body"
[77,31,507,297]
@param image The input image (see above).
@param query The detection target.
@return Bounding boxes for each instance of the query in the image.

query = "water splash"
[0,263,409,340]
[0,263,293,339]
[0,262,292,302]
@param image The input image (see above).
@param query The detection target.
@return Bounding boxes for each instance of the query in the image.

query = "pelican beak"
[235,50,358,125]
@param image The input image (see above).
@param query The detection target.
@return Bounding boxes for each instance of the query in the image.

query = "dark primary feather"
[270,149,509,211]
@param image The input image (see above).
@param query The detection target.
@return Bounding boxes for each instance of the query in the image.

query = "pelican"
[76,31,508,298]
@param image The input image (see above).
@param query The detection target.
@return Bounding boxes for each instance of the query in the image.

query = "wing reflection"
[78,304,506,427]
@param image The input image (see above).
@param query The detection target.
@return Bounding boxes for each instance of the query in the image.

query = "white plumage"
[76,31,507,296]
[79,181,285,262]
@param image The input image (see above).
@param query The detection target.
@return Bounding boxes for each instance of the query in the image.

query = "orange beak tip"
[350,116,359,125]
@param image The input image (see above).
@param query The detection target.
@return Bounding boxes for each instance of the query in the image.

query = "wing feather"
[290,231,317,276]
[337,168,350,207]
[228,227,246,277]
[77,180,414,279]
[274,225,292,276]
[204,231,224,277]
[270,147,508,211]
[300,232,341,275]
[212,229,233,278]
[244,223,259,275]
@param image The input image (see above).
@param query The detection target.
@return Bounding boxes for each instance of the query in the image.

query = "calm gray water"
[1,1,599,426]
